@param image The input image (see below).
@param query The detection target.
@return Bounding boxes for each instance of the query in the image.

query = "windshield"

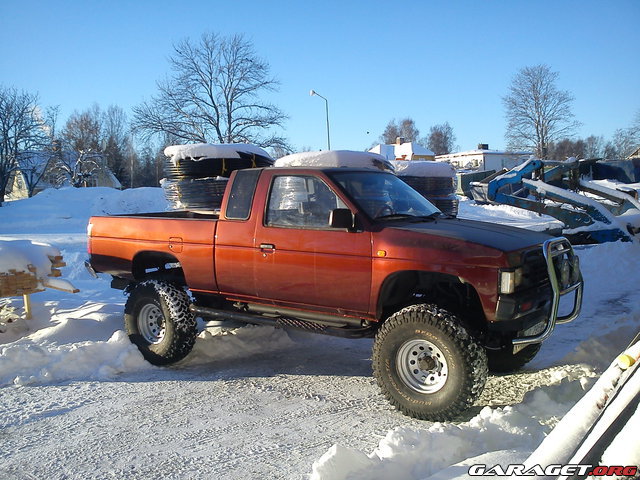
[330,171,441,220]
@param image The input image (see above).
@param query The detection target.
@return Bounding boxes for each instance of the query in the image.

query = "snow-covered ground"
[0,186,639,479]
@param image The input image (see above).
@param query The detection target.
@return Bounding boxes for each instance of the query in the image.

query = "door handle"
[259,243,276,250]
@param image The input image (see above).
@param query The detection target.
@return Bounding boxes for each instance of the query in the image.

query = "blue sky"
[1,0,639,153]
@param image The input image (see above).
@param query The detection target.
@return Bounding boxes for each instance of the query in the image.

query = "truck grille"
[521,249,549,287]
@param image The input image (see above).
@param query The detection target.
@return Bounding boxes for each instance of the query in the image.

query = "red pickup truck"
[86,167,583,420]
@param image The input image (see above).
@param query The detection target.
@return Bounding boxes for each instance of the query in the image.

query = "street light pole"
[309,89,331,150]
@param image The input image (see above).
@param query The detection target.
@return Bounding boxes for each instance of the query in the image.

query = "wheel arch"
[376,270,487,333]
[132,250,186,285]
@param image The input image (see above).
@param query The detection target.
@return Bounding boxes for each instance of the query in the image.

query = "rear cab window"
[225,169,262,220]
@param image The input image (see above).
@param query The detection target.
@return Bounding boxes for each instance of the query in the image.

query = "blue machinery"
[473,158,640,244]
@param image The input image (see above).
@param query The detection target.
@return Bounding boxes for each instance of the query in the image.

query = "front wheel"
[372,304,488,421]
[124,281,197,365]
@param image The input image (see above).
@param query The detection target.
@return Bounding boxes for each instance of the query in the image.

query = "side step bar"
[189,304,377,339]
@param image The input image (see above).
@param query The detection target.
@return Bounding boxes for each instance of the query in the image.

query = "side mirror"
[329,208,354,229]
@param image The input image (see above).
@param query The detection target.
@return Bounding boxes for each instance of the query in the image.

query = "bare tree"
[427,122,457,155]
[0,86,49,204]
[61,104,103,152]
[584,135,604,159]
[132,32,289,150]
[548,138,586,160]
[503,64,580,158]
[103,105,131,185]
[608,111,640,158]
[610,128,639,159]
[379,118,421,144]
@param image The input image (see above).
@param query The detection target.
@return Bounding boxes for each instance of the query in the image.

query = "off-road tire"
[124,281,197,365]
[372,304,488,421]
[486,343,542,373]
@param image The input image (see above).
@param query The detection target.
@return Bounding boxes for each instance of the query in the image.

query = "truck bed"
[88,212,217,291]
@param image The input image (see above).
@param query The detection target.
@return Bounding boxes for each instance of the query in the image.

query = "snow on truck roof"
[164,143,273,164]
[274,150,394,172]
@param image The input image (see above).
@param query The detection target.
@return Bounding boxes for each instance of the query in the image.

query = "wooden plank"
[23,294,32,320]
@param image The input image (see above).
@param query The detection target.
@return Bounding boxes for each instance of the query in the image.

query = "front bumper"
[509,237,583,347]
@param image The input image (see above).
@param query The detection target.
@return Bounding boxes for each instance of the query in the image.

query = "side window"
[266,175,346,228]
[225,169,261,220]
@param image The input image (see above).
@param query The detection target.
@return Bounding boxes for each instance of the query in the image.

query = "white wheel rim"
[138,303,166,344]
[396,339,448,393]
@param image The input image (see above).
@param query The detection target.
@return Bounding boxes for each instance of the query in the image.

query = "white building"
[436,144,532,171]
[369,137,435,162]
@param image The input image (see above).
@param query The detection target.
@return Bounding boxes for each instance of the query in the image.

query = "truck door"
[254,172,372,315]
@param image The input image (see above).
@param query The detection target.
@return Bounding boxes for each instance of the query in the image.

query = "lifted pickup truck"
[87,167,583,420]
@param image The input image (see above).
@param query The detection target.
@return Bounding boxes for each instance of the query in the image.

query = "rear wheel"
[372,304,487,421]
[124,281,197,365]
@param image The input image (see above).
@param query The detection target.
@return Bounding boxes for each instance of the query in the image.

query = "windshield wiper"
[375,213,441,222]
[407,213,443,222]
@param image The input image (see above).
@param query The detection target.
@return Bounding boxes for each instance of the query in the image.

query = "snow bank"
[0,186,167,234]
[164,143,272,163]
[188,322,295,364]
[1,330,149,386]
[311,373,593,480]
[392,160,455,178]
[275,150,395,172]
[0,296,153,386]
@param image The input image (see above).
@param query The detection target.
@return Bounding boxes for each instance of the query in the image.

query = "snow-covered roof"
[16,151,52,170]
[274,150,394,172]
[16,151,106,170]
[105,170,122,189]
[395,142,435,158]
[164,143,273,164]
[392,160,455,178]
[369,142,435,161]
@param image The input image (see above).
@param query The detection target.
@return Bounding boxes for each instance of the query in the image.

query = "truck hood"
[391,217,553,252]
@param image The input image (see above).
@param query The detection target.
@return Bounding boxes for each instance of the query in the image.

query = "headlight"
[499,267,523,294]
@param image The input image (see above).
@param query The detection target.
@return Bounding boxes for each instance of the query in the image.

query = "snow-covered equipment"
[470,158,640,244]
[163,143,274,212]
[0,240,78,332]
[393,160,459,217]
